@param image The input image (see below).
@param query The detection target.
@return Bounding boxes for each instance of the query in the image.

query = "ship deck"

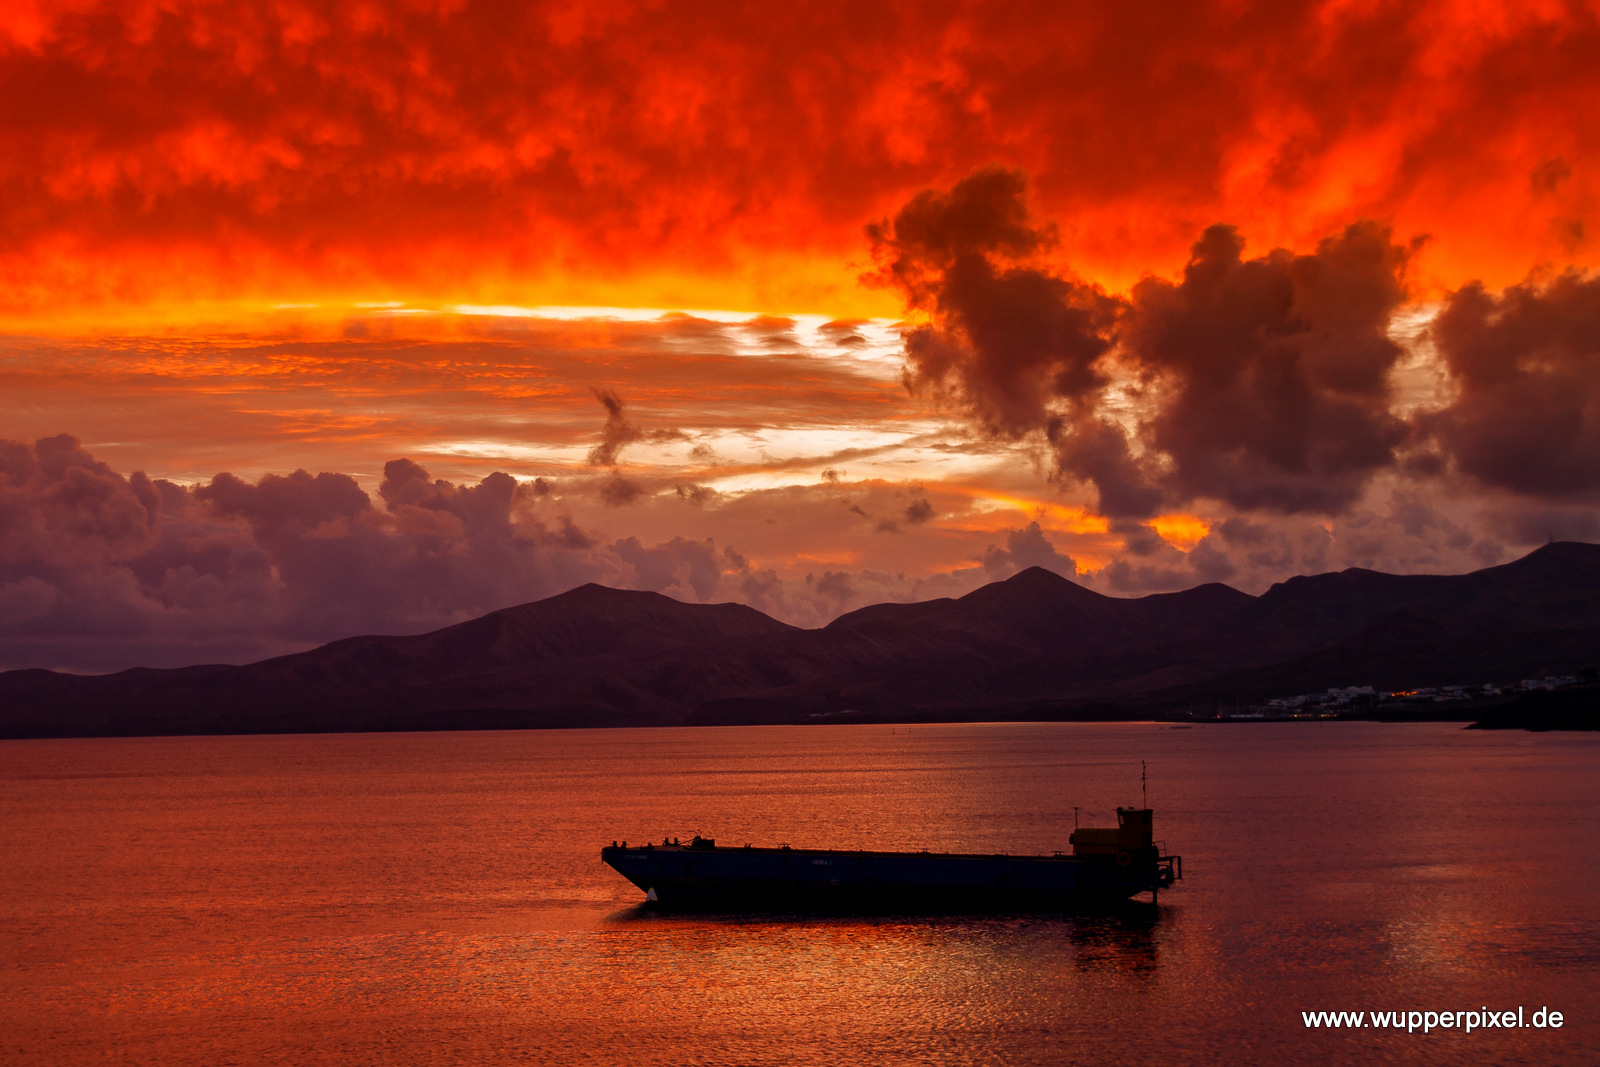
[601,837,1181,911]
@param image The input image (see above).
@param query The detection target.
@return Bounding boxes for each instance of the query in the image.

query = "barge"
[601,807,1181,911]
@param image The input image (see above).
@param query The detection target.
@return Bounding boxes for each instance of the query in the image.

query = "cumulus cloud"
[0,433,162,569]
[873,167,1120,439]
[1048,416,1163,520]
[1127,221,1414,513]
[877,171,1417,519]
[0,436,756,671]
[981,522,1078,579]
[806,570,857,610]
[1424,270,1600,498]
[611,536,722,601]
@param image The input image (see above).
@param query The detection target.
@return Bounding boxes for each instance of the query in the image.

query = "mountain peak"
[961,565,1102,608]
[1004,565,1080,586]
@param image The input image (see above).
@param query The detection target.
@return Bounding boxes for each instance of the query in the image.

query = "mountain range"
[3,541,1598,738]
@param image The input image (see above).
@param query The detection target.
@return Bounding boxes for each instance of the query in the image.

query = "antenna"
[1073,805,1080,829]
[1141,760,1147,808]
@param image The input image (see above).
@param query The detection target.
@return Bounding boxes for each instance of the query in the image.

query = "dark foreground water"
[1,722,1597,1065]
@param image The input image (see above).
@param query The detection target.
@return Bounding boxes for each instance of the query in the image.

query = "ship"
[601,807,1181,911]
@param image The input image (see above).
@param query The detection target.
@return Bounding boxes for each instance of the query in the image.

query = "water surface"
[2,722,1596,1065]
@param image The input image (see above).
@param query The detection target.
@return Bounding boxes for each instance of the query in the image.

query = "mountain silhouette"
[3,542,1598,737]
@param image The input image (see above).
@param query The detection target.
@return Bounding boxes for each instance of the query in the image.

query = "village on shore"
[1203,672,1597,722]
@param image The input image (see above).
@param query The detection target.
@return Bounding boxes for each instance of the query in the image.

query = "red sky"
[3,0,1599,670]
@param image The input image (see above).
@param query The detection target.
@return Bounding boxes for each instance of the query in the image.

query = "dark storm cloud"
[869,168,1056,303]
[1424,270,1600,498]
[1047,416,1164,520]
[876,171,1417,518]
[873,167,1120,438]
[1127,221,1415,514]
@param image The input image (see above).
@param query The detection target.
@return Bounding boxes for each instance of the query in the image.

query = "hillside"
[3,542,1598,737]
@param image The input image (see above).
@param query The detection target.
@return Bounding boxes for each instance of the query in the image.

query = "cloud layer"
[1,0,1597,321]
[0,418,1546,674]
[2,428,1109,671]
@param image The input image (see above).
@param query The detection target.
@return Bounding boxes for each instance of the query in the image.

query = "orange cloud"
[950,490,1110,536]
[0,0,1595,329]
[1146,514,1212,552]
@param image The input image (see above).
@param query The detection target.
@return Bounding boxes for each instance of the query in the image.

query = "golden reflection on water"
[0,723,1596,1065]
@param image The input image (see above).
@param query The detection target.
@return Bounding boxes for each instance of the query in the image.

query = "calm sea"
[1,722,1596,1065]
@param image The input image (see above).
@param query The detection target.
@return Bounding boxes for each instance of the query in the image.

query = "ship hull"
[601,843,1176,911]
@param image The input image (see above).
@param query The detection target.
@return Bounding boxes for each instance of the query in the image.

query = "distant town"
[1209,672,1599,721]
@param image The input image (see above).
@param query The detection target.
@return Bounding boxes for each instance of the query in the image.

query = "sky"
[2,0,1599,671]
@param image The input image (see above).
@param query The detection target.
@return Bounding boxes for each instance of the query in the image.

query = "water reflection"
[0,723,1596,1066]
[1064,911,1164,974]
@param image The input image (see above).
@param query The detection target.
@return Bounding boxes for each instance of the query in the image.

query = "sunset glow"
[1146,516,1214,554]
[4,0,1600,670]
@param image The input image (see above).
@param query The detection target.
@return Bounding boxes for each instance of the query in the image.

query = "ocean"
[2,721,1596,1065]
